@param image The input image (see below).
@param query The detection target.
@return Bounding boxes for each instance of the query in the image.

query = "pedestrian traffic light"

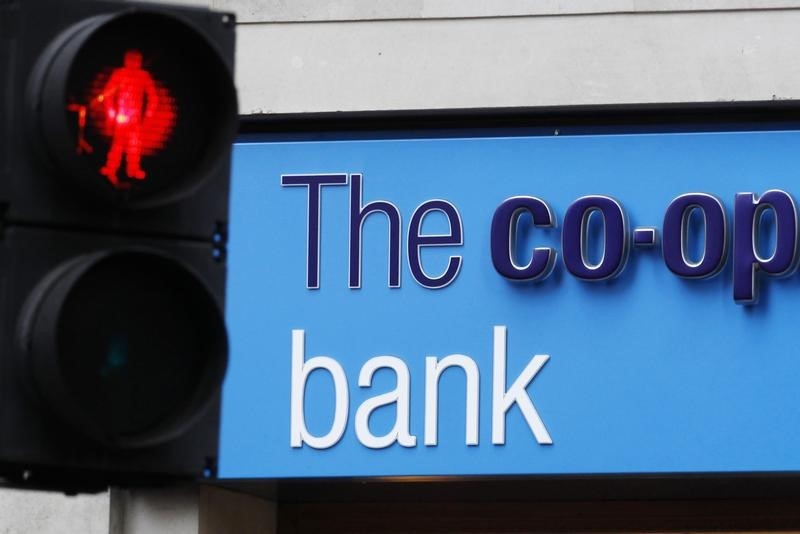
[0,0,236,491]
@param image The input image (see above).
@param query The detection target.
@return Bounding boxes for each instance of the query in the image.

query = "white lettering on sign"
[424,354,480,446]
[289,326,552,449]
[491,325,552,445]
[289,329,348,449]
[355,356,416,449]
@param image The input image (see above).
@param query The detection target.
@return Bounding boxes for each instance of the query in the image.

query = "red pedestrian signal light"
[35,10,237,207]
[88,48,176,187]
[0,0,237,492]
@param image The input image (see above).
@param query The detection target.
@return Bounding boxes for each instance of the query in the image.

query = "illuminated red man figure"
[98,50,158,186]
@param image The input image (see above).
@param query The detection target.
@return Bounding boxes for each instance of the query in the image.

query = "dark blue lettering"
[407,200,463,288]
[562,196,628,281]
[662,193,727,278]
[281,173,349,289]
[490,196,556,281]
[348,174,402,288]
[733,190,798,304]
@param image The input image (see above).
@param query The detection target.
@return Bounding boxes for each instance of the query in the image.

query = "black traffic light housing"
[0,0,236,491]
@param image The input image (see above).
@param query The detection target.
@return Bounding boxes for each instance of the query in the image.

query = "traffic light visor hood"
[18,249,228,449]
[31,10,237,208]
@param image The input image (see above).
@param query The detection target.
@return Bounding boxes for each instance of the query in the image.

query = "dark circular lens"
[35,11,237,208]
[23,250,227,448]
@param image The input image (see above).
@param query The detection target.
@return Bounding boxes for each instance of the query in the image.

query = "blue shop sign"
[219,122,800,478]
